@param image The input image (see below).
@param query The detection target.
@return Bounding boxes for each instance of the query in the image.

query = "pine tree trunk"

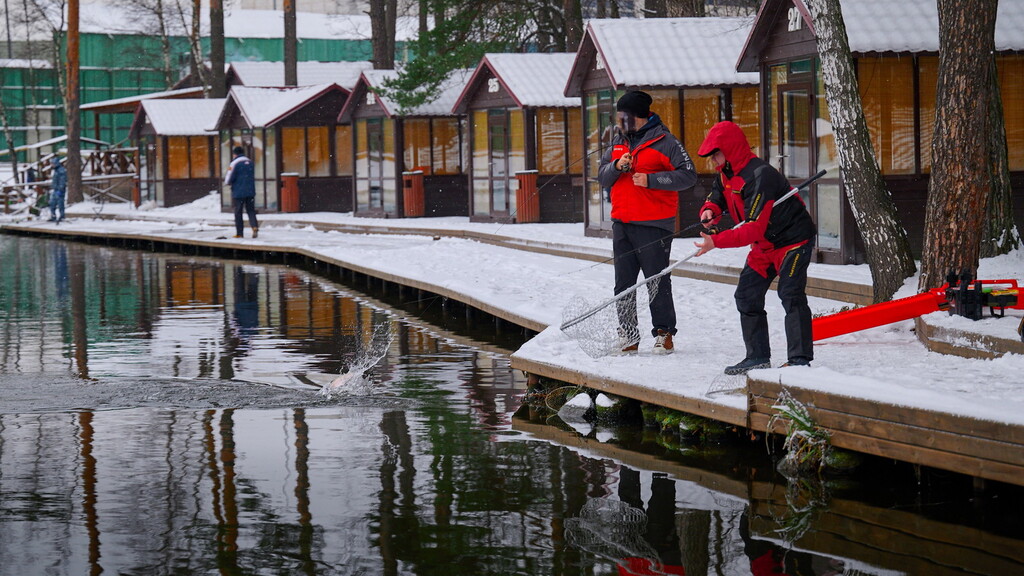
[209,0,226,98]
[919,0,998,290]
[284,0,297,86]
[981,54,1020,257]
[65,0,82,204]
[563,0,583,49]
[370,0,389,69]
[804,0,916,302]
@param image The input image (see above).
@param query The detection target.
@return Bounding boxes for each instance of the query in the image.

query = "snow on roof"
[229,61,372,89]
[140,99,226,136]
[586,17,759,88]
[481,53,581,108]
[227,84,337,127]
[0,58,52,69]
[78,5,425,42]
[836,0,1024,53]
[82,87,205,111]
[360,68,474,117]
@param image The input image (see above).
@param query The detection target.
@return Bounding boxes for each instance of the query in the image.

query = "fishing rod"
[565,169,827,332]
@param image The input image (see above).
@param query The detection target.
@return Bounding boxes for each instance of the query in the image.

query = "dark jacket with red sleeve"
[698,121,816,277]
[598,114,697,231]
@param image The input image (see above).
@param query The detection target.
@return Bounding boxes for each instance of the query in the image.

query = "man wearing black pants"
[226,146,259,239]
[598,91,698,355]
[694,121,817,374]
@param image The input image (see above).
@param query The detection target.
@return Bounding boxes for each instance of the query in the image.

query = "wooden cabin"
[129,98,225,207]
[738,0,1024,263]
[452,53,583,224]
[564,17,760,237]
[211,83,352,213]
[337,68,472,219]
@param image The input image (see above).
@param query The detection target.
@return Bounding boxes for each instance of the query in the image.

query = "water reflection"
[1,235,1023,575]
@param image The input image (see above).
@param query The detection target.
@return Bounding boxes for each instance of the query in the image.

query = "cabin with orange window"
[738,0,1024,264]
[211,83,352,213]
[337,68,471,218]
[564,17,760,238]
[452,52,583,224]
[129,98,226,207]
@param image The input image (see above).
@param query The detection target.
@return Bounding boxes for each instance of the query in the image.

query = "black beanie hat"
[616,91,652,118]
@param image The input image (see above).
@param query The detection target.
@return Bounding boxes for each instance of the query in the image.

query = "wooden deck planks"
[748,378,1024,486]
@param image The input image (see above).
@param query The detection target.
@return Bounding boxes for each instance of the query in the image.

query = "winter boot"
[724,357,770,375]
[653,330,673,355]
[252,227,259,239]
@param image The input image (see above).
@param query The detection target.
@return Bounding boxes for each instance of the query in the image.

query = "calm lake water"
[1,234,1023,576]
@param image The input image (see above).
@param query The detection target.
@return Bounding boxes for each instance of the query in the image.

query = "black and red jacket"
[698,121,816,276]
[598,114,697,228]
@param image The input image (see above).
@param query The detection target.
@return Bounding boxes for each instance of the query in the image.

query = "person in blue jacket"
[48,157,67,222]
[226,146,259,238]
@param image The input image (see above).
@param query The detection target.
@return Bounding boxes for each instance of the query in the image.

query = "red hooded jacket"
[697,121,816,277]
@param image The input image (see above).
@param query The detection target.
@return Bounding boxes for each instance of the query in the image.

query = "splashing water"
[321,322,394,397]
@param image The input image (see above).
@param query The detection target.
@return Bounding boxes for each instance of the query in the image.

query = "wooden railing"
[2,173,137,215]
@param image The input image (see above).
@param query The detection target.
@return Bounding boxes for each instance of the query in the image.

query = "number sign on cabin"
[787,6,803,32]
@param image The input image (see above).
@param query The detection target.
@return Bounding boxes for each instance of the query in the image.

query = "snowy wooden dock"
[4,216,1024,488]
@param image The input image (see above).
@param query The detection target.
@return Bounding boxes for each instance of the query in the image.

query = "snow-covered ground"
[2,192,1022,426]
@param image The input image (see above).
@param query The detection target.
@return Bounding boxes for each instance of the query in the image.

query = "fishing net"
[564,499,666,574]
[560,277,663,358]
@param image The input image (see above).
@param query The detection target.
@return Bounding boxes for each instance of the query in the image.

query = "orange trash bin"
[280,173,300,213]
[515,170,539,223]
[402,171,425,217]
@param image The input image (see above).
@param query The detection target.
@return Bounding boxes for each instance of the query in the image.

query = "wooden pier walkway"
[4,217,1023,488]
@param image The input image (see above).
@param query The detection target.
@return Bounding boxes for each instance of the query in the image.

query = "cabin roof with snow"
[737,0,1024,71]
[214,83,348,129]
[565,17,759,97]
[227,61,373,90]
[338,68,473,121]
[453,53,580,114]
[130,99,226,138]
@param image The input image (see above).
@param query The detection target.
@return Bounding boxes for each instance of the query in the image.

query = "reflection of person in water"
[740,512,793,576]
[232,267,260,340]
[54,244,69,301]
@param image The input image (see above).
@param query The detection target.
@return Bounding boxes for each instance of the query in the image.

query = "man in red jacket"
[598,91,698,354]
[693,121,817,374]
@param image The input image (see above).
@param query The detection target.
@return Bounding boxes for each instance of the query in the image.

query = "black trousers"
[233,197,258,236]
[612,222,677,337]
[734,240,814,363]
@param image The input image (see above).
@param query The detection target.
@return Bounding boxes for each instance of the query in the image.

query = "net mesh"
[565,499,665,574]
[561,275,664,358]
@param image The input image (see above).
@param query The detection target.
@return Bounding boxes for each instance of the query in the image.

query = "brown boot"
[252,227,259,239]
[653,330,674,355]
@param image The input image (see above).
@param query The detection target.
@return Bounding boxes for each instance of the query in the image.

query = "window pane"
[383,118,396,212]
[335,125,353,176]
[355,120,369,179]
[536,107,566,175]
[281,127,306,176]
[767,63,788,171]
[404,118,431,173]
[189,136,210,178]
[567,107,583,176]
[731,86,760,157]
[472,110,489,179]
[859,57,915,174]
[167,136,189,179]
[509,109,525,175]
[684,89,721,175]
[998,54,1024,171]
[308,126,330,177]
[919,56,937,173]
[649,89,680,139]
[814,73,839,175]
[432,117,460,175]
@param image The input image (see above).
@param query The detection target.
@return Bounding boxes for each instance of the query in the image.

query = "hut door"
[366,119,385,209]
[487,110,510,217]
[776,83,813,182]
